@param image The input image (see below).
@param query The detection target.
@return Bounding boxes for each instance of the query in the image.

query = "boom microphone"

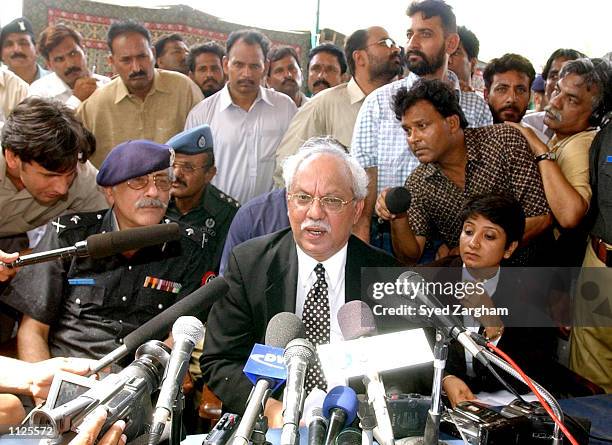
[397,271,489,367]
[3,223,181,268]
[90,277,229,374]
[338,302,395,445]
[149,316,205,445]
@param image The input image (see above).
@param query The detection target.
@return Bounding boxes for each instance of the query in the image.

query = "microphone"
[3,223,180,268]
[338,301,395,445]
[280,338,316,445]
[149,316,204,445]
[231,313,302,445]
[306,406,328,445]
[323,386,358,445]
[397,271,489,367]
[378,187,411,224]
[90,277,229,373]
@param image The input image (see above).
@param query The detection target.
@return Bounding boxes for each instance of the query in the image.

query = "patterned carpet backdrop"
[24,0,316,77]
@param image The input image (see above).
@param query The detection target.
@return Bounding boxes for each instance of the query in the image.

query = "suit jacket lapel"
[345,236,362,302]
[265,230,299,316]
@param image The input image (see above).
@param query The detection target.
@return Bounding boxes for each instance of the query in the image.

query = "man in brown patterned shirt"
[375,79,552,265]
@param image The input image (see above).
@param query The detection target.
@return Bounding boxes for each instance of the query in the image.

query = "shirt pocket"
[68,285,106,318]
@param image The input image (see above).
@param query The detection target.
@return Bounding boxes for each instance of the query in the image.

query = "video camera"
[29,340,171,444]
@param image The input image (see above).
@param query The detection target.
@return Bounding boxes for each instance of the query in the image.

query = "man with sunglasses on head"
[2,140,214,363]
[166,125,239,272]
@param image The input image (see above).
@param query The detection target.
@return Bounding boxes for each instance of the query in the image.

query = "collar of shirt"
[114,69,169,104]
[347,77,366,105]
[461,263,500,298]
[218,84,273,111]
[548,128,598,154]
[38,72,72,97]
[422,128,482,180]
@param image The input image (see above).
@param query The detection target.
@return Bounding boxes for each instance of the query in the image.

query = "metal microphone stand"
[423,329,449,445]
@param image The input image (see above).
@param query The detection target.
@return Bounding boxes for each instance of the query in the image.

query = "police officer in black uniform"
[2,140,215,362]
[166,125,239,274]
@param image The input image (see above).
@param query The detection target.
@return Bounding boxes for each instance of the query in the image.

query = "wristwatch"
[534,151,556,163]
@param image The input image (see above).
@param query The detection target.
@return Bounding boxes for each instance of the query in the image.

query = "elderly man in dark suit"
[201,137,399,424]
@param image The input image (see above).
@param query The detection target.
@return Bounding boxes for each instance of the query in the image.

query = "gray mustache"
[135,198,167,209]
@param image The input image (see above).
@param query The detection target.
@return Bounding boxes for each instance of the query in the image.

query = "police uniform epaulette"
[51,211,106,236]
[164,218,209,249]
[210,185,241,209]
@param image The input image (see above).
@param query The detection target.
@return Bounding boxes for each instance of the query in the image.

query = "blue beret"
[96,140,174,186]
[166,124,214,155]
[532,74,545,92]
[0,17,35,48]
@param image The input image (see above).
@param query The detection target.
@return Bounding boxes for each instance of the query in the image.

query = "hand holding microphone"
[376,187,411,223]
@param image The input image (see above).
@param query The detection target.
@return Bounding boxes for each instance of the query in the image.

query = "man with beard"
[77,20,203,167]
[0,17,50,85]
[448,25,479,93]
[187,42,226,97]
[266,46,308,107]
[306,43,347,95]
[522,48,586,143]
[483,53,535,123]
[154,33,189,75]
[351,0,492,250]
[29,24,110,109]
[185,29,296,204]
[509,58,612,265]
[274,26,401,186]
[2,140,214,362]
[166,125,239,271]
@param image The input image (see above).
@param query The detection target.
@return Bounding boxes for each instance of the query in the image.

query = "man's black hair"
[307,43,348,75]
[483,53,536,91]
[344,29,368,76]
[393,78,468,128]
[541,48,586,80]
[187,42,225,73]
[406,0,457,34]
[460,193,526,248]
[1,97,95,172]
[107,20,151,52]
[154,33,184,65]
[226,29,271,59]
[457,25,479,60]
[267,46,301,76]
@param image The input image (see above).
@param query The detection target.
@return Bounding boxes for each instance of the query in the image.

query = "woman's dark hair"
[1,97,95,172]
[392,79,468,128]
[460,193,525,248]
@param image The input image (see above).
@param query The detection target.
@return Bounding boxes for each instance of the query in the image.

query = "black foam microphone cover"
[86,223,180,259]
[385,187,411,215]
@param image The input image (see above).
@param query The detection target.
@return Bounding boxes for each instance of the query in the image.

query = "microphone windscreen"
[86,223,181,259]
[323,386,358,426]
[265,312,306,348]
[122,277,228,351]
[172,316,204,345]
[338,301,377,340]
[385,187,411,215]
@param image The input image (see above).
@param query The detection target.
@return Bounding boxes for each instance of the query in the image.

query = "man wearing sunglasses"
[3,140,214,364]
[166,125,240,272]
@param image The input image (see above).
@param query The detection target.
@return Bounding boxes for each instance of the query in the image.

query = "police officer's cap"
[97,140,174,186]
[166,125,214,156]
[0,17,35,48]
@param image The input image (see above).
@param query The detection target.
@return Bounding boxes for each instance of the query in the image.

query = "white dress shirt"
[295,243,348,344]
[185,85,297,204]
[28,72,110,109]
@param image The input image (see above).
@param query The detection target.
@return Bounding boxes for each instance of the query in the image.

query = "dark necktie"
[303,263,330,393]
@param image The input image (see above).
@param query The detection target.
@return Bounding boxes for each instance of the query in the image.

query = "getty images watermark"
[369,274,509,319]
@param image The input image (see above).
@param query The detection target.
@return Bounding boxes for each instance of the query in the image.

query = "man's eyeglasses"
[126,174,172,191]
[172,162,210,173]
[287,193,354,212]
[365,38,397,49]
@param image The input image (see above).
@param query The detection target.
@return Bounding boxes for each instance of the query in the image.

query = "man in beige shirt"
[273,26,401,187]
[0,68,28,131]
[0,97,106,277]
[511,57,611,264]
[77,20,203,167]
